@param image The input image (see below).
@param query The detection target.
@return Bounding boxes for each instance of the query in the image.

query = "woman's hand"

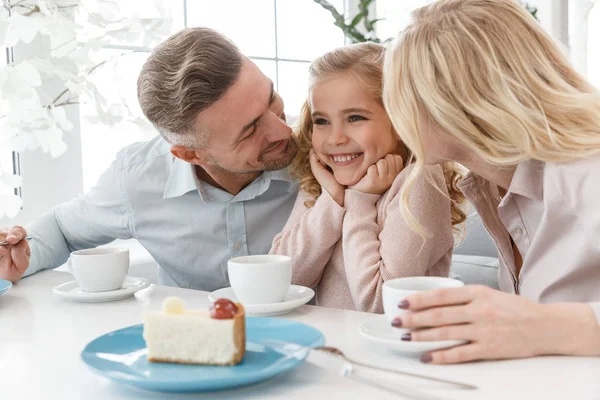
[309,150,345,206]
[348,154,403,195]
[394,285,600,364]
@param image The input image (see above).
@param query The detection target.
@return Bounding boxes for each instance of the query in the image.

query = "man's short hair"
[137,27,243,147]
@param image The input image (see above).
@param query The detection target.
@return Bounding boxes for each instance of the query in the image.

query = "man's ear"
[170,146,209,166]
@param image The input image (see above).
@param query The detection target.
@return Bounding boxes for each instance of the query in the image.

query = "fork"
[316,346,477,390]
[0,236,32,246]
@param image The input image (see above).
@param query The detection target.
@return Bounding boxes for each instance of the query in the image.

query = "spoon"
[316,346,477,390]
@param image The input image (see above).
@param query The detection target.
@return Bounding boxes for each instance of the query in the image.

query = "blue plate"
[81,317,325,393]
[0,279,12,295]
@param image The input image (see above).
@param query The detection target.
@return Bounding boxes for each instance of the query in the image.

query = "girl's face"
[310,72,399,186]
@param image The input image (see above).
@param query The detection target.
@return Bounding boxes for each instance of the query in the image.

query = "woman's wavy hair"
[383,0,600,237]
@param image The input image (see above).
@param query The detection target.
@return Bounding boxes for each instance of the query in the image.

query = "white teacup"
[383,277,464,336]
[67,248,130,292]
[227,255,292,305]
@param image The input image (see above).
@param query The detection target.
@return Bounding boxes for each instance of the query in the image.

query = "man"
[0,27,299,290]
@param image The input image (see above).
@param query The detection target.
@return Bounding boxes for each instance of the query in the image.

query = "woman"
[383,0,600,364]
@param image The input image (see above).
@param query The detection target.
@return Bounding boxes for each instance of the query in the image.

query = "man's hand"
[0,226,31,283]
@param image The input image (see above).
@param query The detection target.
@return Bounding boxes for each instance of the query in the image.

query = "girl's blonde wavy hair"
[291,42,467,231]
[383,0,600,237]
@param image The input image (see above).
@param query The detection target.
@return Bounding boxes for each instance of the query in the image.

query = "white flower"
[5,13,44,46]
[68,40,109,68]
[41,14,78,57]
[23,125,68,157]
[0,192,23,219]
[0,170,23,188]
[0,171,23,219]
[49,138,68,158]
[0,20,8,46]
[51,106,74,131]
[0,61,43,98]
[1,0,173,218]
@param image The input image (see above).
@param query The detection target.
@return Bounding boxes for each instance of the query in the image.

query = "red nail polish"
[391,317,402,327]
[420,353,433,363]
[401,333,411,341]
[398,300,409,309]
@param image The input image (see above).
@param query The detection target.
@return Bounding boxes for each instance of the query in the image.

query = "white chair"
[451,212,499,288]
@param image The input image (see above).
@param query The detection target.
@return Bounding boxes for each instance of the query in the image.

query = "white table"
[1,271,599,400]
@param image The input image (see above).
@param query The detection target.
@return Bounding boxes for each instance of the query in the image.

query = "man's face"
[193,58,297,174]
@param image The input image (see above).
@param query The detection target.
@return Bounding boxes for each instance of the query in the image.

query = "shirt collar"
[163,157,297,201]
[230,168,296,203]
[506,159,544,201]
[163,157,201,199]
[265,168,296,192]
[457,159,544,202]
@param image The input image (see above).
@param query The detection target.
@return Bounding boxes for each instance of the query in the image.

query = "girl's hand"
[309,150,345,206]
[395,285,600,364]
[349,154,403,195]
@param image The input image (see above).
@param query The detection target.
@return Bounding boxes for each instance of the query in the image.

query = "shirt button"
[234,242,242,251]
[514,228,523,237]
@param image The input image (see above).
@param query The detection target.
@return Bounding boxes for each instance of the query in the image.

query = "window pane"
[375,0,432,41]
[276,0,345,61]
[80,51,157,192]
[277,61,311,117]
[588,3,600,88]
[187,0,276,58]
[250,58,277,88]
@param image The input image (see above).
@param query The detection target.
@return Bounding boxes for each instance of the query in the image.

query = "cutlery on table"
[315,345,476,390]
[262,339,475,399]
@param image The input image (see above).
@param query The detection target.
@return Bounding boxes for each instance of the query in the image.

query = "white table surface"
[1,270,599,400]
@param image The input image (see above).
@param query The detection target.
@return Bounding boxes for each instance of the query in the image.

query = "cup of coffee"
[67,248,130,292]
[383,276,464,336]
[227,255,292,305]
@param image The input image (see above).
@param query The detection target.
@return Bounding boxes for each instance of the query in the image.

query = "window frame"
[2,11,20,199]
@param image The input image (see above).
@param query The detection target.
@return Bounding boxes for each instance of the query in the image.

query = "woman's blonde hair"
[291,42,466,231]
[383,0,600,236]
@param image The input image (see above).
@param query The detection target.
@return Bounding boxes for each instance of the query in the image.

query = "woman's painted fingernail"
[420,353,433,363]
[398,300,409,309]
[391,317,402,327]
[401,333,411,341]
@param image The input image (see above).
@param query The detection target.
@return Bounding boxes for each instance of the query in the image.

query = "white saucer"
[208,285,315,317]
[52,277,150,303]
[359,315,467,356]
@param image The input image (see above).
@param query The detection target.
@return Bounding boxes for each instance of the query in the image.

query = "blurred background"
[1,0,598,229]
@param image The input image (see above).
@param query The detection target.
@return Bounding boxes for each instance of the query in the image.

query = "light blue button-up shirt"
[25,136,298,291]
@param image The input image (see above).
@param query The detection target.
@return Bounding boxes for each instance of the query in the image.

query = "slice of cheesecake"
[143,297,246,365]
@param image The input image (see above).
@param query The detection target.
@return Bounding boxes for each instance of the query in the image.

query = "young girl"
[270,43,465,313]
[382,0,600,364]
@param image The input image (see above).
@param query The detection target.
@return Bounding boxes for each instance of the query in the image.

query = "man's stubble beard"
[209,139,298,175]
